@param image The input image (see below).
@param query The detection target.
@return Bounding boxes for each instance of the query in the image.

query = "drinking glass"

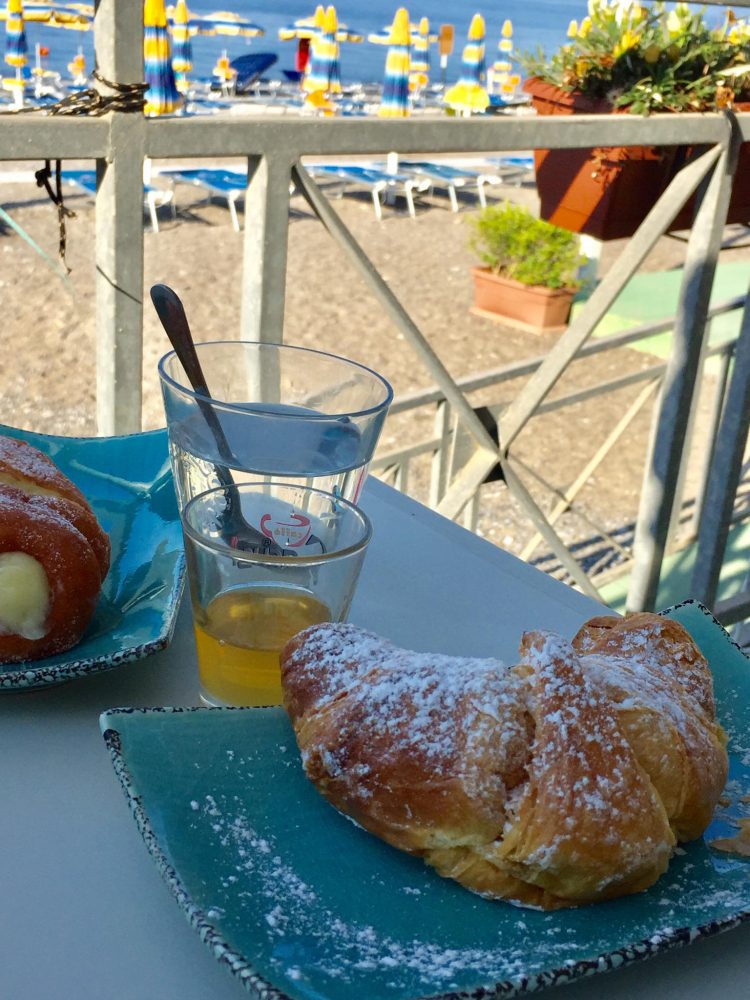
[159,341,392,509]
[181,481,372,707]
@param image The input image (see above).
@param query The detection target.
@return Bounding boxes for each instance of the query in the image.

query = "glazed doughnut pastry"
[281,614,728,910]
[0,435,111,663]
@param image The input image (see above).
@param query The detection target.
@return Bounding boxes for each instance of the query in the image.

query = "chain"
[3,72,148,270]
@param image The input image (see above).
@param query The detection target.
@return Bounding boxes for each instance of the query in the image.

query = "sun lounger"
[306,163,430,220]
[160,167,247,231]
[399,158,535,211]
[61,170,174,233]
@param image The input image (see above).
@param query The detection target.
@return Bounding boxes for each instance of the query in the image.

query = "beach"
[1,162,746,574]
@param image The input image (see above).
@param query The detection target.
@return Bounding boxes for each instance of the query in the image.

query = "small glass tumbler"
[181,481,372,707]
[159,340,393,510]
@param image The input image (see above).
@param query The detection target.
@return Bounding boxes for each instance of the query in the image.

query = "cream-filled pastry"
[0,552,51,640]
[0,435,110,663]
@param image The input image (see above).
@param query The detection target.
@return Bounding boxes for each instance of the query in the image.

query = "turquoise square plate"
[0,423,184,690]
[100,601,750,999]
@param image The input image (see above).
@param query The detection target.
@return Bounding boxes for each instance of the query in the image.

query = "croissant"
[281,613,728,910]
[0,435,110,663]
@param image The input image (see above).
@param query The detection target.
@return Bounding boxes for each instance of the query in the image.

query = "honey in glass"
[193,586,330,706]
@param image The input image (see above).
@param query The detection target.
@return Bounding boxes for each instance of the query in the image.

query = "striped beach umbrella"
[1,2,92,27]
[302,5,341,98]
[279,10,363,43]
[409,15,429,92]
[368,16,436,45]
[490,18,520,98]
[444,12,489,114]
[170,0,192,92]
[144,0,181,116]
[378,6,410,118]
[192,10,263,37]
[4,0,28,70]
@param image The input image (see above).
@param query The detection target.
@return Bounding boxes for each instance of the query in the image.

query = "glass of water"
[159,341,393,509]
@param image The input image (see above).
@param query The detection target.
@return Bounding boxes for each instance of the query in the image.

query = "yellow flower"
[643,43,660,64]
[613,28,639,58]
[567,19,578,38]
[667,43,680,60]
[579,16,593,38]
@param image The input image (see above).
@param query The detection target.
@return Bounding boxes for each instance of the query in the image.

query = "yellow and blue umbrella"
[0,2,92,27]
[4,0,28,70]
[409,15,429,91]
[378,6,410,118]
[191,10,263,37]
[490,18,520,98]
[278,10,363,43]
[368,16,436,45]
[170,0,192,91]
[444,12,489,114]
[303,4,341,98]
[144,0,181,115]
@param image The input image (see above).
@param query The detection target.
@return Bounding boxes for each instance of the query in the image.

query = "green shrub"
[468,202,585,290]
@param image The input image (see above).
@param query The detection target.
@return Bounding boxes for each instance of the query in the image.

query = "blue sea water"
[23,0,585,87]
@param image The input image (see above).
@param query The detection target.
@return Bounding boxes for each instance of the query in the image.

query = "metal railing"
[1,0,750,622]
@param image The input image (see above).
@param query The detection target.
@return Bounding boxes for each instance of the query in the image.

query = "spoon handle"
[150,284,235,485]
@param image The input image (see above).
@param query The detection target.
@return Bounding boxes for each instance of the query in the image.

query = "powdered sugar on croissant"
[281,614,728,910]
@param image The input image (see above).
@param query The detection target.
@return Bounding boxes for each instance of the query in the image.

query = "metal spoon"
[150,283,288,555]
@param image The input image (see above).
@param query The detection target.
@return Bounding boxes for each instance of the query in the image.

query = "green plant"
[522,1,750,114]
[468,202,586,289]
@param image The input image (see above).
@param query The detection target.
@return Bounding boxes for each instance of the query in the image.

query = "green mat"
[599,519,750,614]
[573,259,749,360]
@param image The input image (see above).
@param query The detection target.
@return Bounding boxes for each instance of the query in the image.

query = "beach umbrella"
[303,5,341,98]
[212,48,236,89]
[278,10,363,43]
[144,0,181,116]
[0,2,92,27]
[191,10,263,37]
[67,43,85,83]
[378,6,410,118]
[170,0,192,92]
[409,15,429,92]
[490,18,521,99]
[4,0,28,70]
[444,13,489,114]
[368,16,437,45]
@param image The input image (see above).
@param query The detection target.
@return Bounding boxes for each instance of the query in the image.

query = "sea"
[27,0,588,87]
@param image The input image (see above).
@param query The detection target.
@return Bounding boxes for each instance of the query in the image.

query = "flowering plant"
[523,1,750,114]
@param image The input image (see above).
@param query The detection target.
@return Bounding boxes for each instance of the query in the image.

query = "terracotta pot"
[471,266,575,333]
[668,101,750,230]
[523,78,750,238]
[522,77,678,241]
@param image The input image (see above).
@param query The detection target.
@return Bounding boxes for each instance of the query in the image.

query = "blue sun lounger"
[159,168,247,231]
[398,158,534,212]
[306,163,430,220]
[61,170,174,233]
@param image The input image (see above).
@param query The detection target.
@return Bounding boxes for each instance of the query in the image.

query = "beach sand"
[1,163,747,577]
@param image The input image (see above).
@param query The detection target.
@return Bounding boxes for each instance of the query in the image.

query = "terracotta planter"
[471,267,575,333]
[668,101,750,230]
[522,77,678,241]
[523,78,750,239]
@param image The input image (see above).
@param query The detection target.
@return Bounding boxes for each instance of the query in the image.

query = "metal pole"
[627,119,739,611]
[691,281,750,610]
[94,0,145,435]
[240,152,293,344]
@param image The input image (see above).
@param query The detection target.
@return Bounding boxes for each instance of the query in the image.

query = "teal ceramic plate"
[100,601,750,1000]
[0,424,184,690]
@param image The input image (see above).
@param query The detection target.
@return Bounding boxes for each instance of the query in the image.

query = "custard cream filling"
[0,552,51,640]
